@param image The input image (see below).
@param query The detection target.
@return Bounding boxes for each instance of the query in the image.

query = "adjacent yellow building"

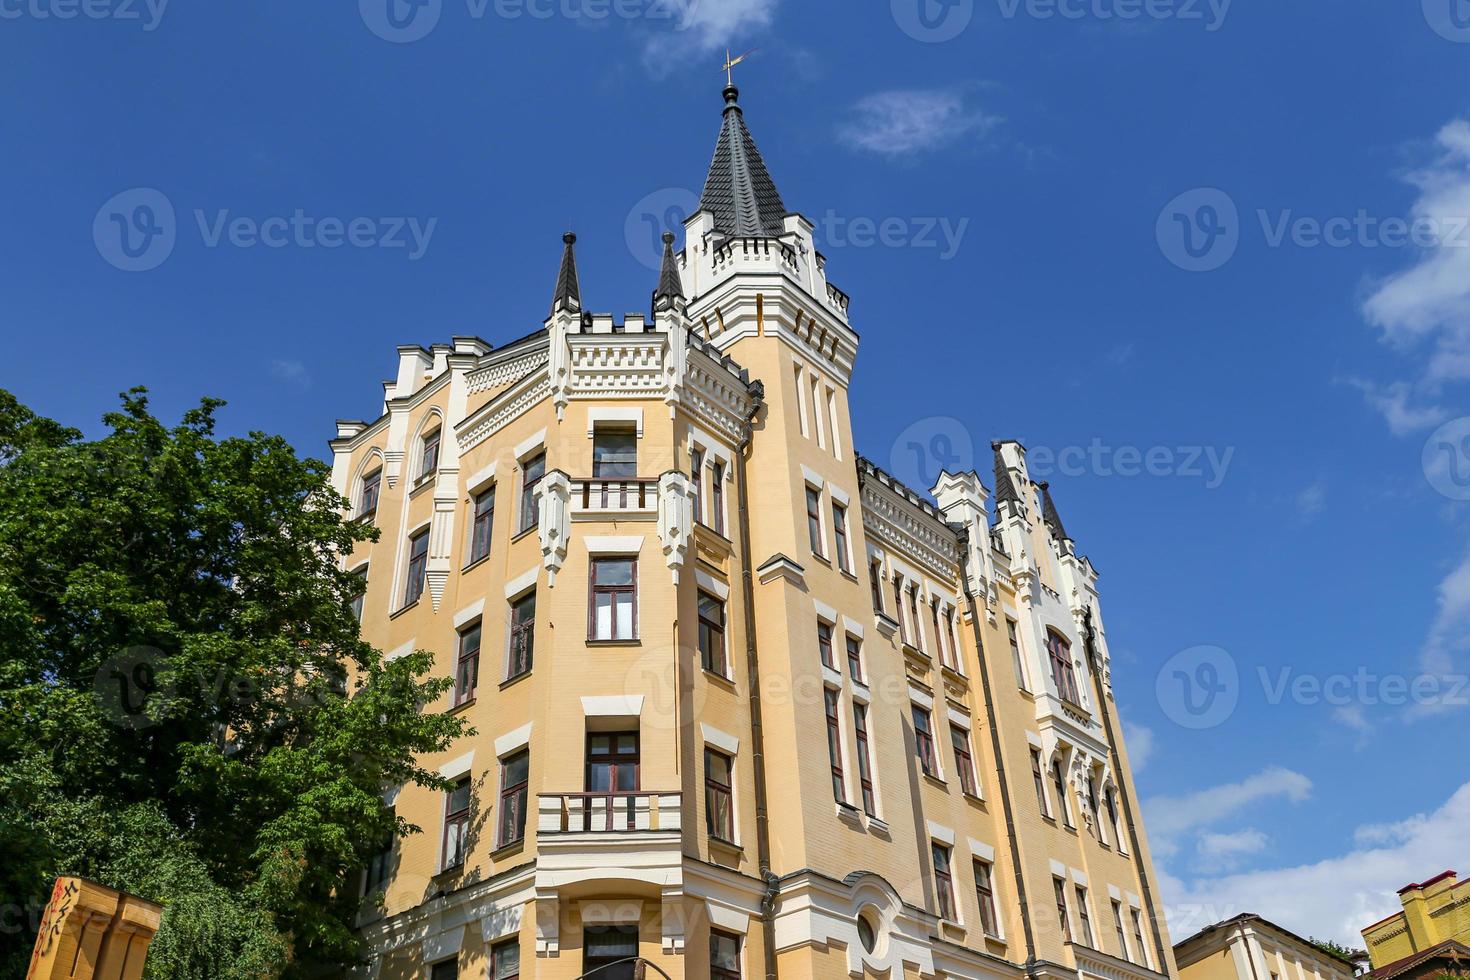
[1174,914,1356,980]
[1362,871,1470,980]
[330,82,1175,980]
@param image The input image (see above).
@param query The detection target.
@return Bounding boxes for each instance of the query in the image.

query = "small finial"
[563,231,577,246]
[721,47,757,90]
[662,231,675,246]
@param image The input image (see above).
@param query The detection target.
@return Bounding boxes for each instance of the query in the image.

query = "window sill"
[703,668,737,691]
[490,838,526,860]
[835,802,862,825]
[921,772,947,790]
[409,475,436,498]
[586,638,642,648]
[500,671,532,691]
[865,815,890,838]
[962,791,987,807]
[511,525,537,544]
[837,567,858,583]
[449,698,476,716]
[462,554,491,574]
[809,553,831,568]
[389,600,421,620]
[708,836,744,857]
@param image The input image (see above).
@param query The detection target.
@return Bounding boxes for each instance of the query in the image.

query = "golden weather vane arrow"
[721,47,758,87]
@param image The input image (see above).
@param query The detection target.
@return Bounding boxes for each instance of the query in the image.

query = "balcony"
[569,477,659,520]
[537,791,682,835]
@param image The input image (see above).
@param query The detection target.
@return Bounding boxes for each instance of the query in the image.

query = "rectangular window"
[869,559,884,614]
[951,726,977,797]
[913,706,937,777]
[589,557,637,641]
[454,622,480,707]
[470,486,495,565]
[492,939,520,980]
[518,452,545,535]
[1131,910,1150,968]
[824,688,846,804]
[420,428,441,482]
[909,588,924,653]
[690,447,705,525]
[933,842,955,921]
[1052,758,1074,828]
[854,703,876,816]
[811,377,826,449]
[1106,787,1125,853]
[509,590,536,680]
[359,468,382,518]
[584,925,639,980]
[1112,900,1129,961]
[845,635,864,683]
[711,461,726,535]
[431,959,458,980]
[404,529,429,606]
[363,825,393,898]
[442,776,471,870]
[793,363,809,438]
[350,565,368,622]
[698,591,727,676]
[832,503,851,573]
[711,929,742,980]
[593,428,637,478]
[806,487,825,558]
[1087,775,1103,842]
[931,599,947,667]
[1007,619,1029,691]
[1054,877,1072,942]
[826,386,841,460]
[1031,749,1050,817]
[893,578,908,644]
[704,748,734,843]
[1049,631,1081,704]
[817,621,835,669]
[1076,886,1094,947]
[974,860,999,938]
[498,750,529,848]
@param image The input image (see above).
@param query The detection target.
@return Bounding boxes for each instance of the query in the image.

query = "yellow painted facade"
[1363,871,1470,969]
[1175,916,1354,980]
[329,86,1175,980]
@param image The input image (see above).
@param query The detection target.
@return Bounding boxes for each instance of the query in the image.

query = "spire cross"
[721,47,756,87]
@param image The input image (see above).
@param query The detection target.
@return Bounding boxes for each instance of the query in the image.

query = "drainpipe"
[959,541,1037,969]
[734,383,779,980]
[1082,608,1170,975]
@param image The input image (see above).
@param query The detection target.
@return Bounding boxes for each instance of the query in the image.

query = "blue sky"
[6,0,1470,946]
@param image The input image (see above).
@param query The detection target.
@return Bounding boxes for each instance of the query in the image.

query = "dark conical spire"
[1039,481,1071,542]
[992,442,1021,511]
[652,232,685,312]
[699,86,788,238]
[550,231,581,316]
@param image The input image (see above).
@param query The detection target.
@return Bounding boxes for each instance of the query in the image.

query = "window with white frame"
[805,486,825,558]
[517,451,544,535]
[404,528,429,607]
[832,501,851,573]
[468,485,495,565]
[418,426,441,483]
[690,446,705,525]
[592,426,637,478]
[508,589,535,679]
[358,467,382,519]
[589,557,637,641]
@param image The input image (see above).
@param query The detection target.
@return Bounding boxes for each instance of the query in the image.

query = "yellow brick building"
[1362,871,1470,980]
[329,83,1175,980]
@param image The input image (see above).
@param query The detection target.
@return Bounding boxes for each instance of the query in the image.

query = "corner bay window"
[1007,618,1029,691]
[913,706,937,777]
[508,590,535,679]
[404,529,429,606]
[442,776,471,870]
[1076,886,1094,947]
[704,747,734,842]
[711,460,726,534]
[518,452,544,534]
[1131,909,1150,967]
[469,486,494,565]
[690,447,705,524]
[431,959,458,980]
[824,688,845,804]
[454,622,480,707]
[1112,900,1129,961]
[350,565,368,622]
[845,635,863,683]
[593,428,637,478]
[933,842,956,921]
[869,559,884,613]
[583,925,639,980]
[1054,877,1071,942]
[589,557,637,641]
[698,591,727,676]
[498,750,529,848]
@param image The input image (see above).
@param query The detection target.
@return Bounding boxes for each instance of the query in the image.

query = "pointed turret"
[652,231,685,313]
[992,442,1021,514]
[699,86,789,238]
[1039,481,1071,544]
[549,231,581,316]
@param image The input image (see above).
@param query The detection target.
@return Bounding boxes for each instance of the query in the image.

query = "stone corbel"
[661,885,687,955]
[548,313,573,422]
[536,470,572,587]
[535,889,560,956]
[425,483,458,611]
[658,471,693,584]
[663,314,689,418]
[381,449,405,489]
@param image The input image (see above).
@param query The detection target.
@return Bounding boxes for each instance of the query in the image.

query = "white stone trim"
[495,723,533,757]
[480,902,524,943]
[584,535,644,554]
[927,821,956,846]
[947,706,971,729]
[1026,730,1044,749]
[706,900,750,936]
[465,461,497,495]
[1126,891,1142,909]
[579,901,643,925]
[504,565,538,598]
[687,424,734,468]
[453,599,485,630]
[700,723,740,755]
[696,569,731,601]
[514,428,547,460]
[439,751,474,780]
[385,639,416,663]
[1070,867,1089,886]
[800,464,825,489]
[586,407,644,438]
[582,695,644,718]
[840,615,865,639]
[1108,884,1123,901]
[1050,859,1068,878]
[813,598,838,623]
[421,925,465,967]
[908,684,934,709]
[967,838,995,863]
[829,483,851,506]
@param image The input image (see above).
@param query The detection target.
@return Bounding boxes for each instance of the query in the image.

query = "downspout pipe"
[734,383,779,980]
[1082,608,1170,975]
[959,534,1037,970]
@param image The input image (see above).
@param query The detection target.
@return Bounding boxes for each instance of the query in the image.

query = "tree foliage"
[0,389,467,979]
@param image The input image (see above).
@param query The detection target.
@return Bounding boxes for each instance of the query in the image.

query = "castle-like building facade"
[331,84,1175,980]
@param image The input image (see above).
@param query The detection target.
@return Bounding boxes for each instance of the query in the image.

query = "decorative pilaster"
[658,471,693,583]
[536,470,571,586]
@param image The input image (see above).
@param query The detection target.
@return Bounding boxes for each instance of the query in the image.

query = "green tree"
[1309,937,1364,967]
[0,389,468,979]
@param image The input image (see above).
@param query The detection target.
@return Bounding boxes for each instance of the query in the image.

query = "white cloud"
[1196,828,1269,873]
[1342,378,1446,436]
[1161,781,1470,945]
[1332,704,1373,735]
[1296,482,1327,520]
[1124,722,1154,773]
[270,359,311,389]
[641,0,780,72]
[1145,767,1311,859]
[837,89,1002,159]
[1413,546,1470,716]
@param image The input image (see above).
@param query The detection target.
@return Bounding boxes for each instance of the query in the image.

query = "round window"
[856,911,878,953]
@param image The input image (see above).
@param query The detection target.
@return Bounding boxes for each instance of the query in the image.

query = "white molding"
[504,565,538,598]
[908,684,934,709]
[514,428,547,460]
[479,901,524,943]
[1108,884,1123,901]
[582,695,645,718]
[696,569,731,601]
[706,900,750,936]
[439,751,474,780]
[586,406,645,438]
[948,707,971,729]
[1026,731,1044,749]
[495,723,533,756]
[421,925,465,967]
[1126,891,1142,909]
[465,461,497,495]
[584,535,644,554]
[829,483,851,506]
[967,838,995,863]
[927,821,956,846]
[453,599,485,630]
[1050,859,1068,878]
[840,615,865,639]
[687,424,735,466]
[700,723,740,755]
[800,464,825,489]
[385,639,416,663]
[1070,867,1089,886]
[812,598,837,623]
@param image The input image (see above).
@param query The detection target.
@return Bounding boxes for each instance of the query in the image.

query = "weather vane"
[721,47,757,87]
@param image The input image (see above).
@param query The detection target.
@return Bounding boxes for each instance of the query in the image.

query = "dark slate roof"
[992,443,1021,509]
[699,86,788,238]
[652,231,684,311]
[550,232,581,316]
[1039,481,1070,541]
